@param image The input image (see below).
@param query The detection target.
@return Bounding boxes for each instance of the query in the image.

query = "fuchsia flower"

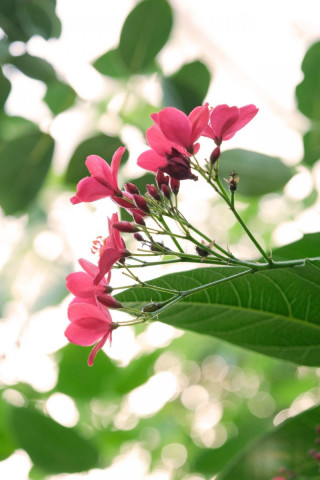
[65,302,118,366]
[93,213,130,285]
[202,104,258,145]
[70,147,125,205]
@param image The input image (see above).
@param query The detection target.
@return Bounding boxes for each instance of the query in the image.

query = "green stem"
[158,215,184,253]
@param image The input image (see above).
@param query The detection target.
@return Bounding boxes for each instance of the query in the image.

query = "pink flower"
[70,147,125,205]
[94,213,130,285]
[65,302,117,366]
[202,104,258,145]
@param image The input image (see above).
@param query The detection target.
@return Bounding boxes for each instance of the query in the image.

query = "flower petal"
[111,146,126,188]
[88,332,111,366]
[65,318,107,346]
[189,103,209,143]
[95,248,122,285]
[66,272,99,298]
[71,177,113,204]
[85,155,116,191]
[157,107,192,148]
[68,302,107,323]
[209,105,239,140]
[223,104,258,140]
[78,258,99,279]
[137,150,167,173]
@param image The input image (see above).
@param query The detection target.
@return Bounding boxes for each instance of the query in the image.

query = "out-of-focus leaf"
[119,0,173,73]
[0,396,16,460]
[218,406,320,480]
[272,232,320,260]
[93,48,129,78]
[9,406,99,474]
[44,79,77,115]
[0,67,11,108]
[30,262,70,313]
[296,41,320,120]
[302,125,320,166]
[10,53,56,83]
[120,102,158,131]
[219,149,293,196]
[65,134,128,185]
[116,260,320,366]
[162,60,211,113]
[0,130,54,215]
[0,114,38,141]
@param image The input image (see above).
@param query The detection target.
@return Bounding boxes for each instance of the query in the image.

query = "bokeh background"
[1,0,320,478]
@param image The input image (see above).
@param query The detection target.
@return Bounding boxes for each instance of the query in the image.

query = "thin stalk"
[159,215,184,253]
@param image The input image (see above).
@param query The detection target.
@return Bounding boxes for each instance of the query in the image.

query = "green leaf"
[296,41,320,120]
[272,232,320,260]
[0,67,11,109]
[120,101,158,131]
[219,149,293,196]
[302,125,320,166]
[119,0,173,73]
[0,130,54,215]
[217,406,320,480]
[116,260,320,366]
[162,60,211,113]
[0,396,16,460]
[44,79,77,115]
[10,53,56,83]
[0,114,38,141]
[93,48,130,78]
[9,406,99,474]
[18,0,61,40]
[65,134,128,185]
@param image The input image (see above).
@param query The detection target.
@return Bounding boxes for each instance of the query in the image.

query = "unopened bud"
[146,184,161,201]
[133,194,150,214]
[97,295,123,309]
[134,232,144,242]
[161,184,171,199]
[169,177,180,195]
[132,211,145,226]
[156,170,169,189]
[104,285,113,294]
[210,146,220,165]
[125,182,140,195]
[113,221,139,233]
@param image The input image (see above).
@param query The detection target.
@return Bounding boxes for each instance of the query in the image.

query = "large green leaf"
[272,232,320,260]
[0,67,11,109]
[296,41,320,120]
[162,60,211,113]
[9,406,99,474]
[0,130,54,214]
[93,48,130,78]
[119,0,173,73]
[0,114,38,141]
[10,53,56,83]
[0,396,16,460]
[302,125,320,166]
[218,406,320,480]
[219,149,293,196]
[65,134,128,185]
[116,259,320,366]
[44,79,77,115]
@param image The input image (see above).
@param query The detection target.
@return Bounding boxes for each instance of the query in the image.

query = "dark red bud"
[97,295,123,309]
[113,221,139,233]
[124,182,140,195]
[133,194,150,214]
[210,146,220,165]
[146,184,161,201]
[162,148,197,181]
[104,285,113,294]
[134,232,144,242]
[132,211,145,225]
[169,177,180,195]
[161,184,171,199]
[156,170,169,188]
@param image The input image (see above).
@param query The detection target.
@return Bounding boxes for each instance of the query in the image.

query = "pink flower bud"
[146,184,161,201]
[132,211,145,225]
[134,232,144,242]
[96,295,123,309]
[169,177,180,195]
[124,182,140,195]
[133,194,150,214]
[210,146,220,165]
[161,184,171,199]
[112,221,139,233]
[156,170,169,189]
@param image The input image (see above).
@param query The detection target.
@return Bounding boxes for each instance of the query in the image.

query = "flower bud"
[146,184,161,201]
[169,177,180,195]
[134,232,144,242]
[104,285,113,294]
[142,302,162,313]
[132,211,145,226]
[162,148,197,181]
[112,221,139,233]
[161,184,171,199]
[133,194,150,214]
[210,146,220,165]
[156,170,169,189]
[96,295,123,309]
[124,182,140,195]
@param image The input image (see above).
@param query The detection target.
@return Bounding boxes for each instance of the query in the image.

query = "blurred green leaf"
[296,41,320,120]
[272,232,320,260]
[218,406,320,480]
[0,396,16,460]
[119,0,173,73]
[93,48,130,78]
[10,53,56,83]
[162,60,211,112]
[0,67,11,109]
[0,114,38,141]
[219,149,293,196]
[117,260,320,366]
[44,79,77,115]
[120,101,158,131]
[65,134,128,185]
[302,125,320,166]
[0,130,54,215]
[10,406,99,474]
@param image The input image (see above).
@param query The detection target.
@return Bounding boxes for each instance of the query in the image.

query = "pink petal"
[66,272,98,298]
[137,150,167,173]
[65,318,108,346]
[86,155,116,191]
[146,126,183,156]
[111,146,126,188]
[88,331,111,366]
[68,302,107,323]
[209,105,239,139]
[223,104,258,140]
[78,258,99,279]
[189,103,210,143]
[73,177,114,203]
[70,296,97,306]
[157,107,192,148]
[95,248,122,285]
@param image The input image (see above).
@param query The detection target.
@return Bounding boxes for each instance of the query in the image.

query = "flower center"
[91,236,106,256]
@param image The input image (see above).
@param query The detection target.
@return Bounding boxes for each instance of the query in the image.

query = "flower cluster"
[66,102,258,365]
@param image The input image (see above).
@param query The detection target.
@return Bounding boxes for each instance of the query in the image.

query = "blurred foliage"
[0,0,320,479]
